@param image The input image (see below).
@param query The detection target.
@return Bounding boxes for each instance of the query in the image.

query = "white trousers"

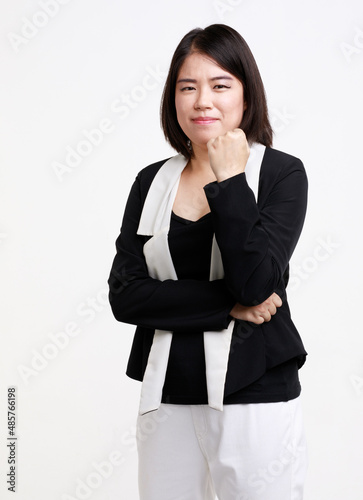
[136,396,308,500]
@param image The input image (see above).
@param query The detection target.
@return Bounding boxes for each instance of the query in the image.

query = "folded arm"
[108,171,236,332]
[204,152,308,306]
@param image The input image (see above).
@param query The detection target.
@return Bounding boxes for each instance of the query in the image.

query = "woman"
[108,24,308,500]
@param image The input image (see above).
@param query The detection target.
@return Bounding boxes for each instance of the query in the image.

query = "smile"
[192,117,219,125]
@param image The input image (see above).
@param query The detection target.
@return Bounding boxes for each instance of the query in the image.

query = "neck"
[188,143,216,180]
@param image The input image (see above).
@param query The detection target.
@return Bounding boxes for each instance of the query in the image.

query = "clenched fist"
[229,293,283,324]
[207,128,250,182]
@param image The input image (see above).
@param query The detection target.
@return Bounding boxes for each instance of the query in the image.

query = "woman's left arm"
[204,151,308,306]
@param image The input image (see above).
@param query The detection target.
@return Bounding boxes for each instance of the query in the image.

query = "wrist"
[215,168,245,183]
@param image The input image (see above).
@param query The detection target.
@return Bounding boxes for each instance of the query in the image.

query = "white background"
[1,0,363,499]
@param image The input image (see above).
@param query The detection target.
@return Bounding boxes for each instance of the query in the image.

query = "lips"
[192,117,219,125]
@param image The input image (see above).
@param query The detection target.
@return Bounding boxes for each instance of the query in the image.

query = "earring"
[187,139,192,151]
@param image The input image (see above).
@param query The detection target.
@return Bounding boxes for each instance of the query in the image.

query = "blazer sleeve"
[203,150,308,306]
[108,170,235,332]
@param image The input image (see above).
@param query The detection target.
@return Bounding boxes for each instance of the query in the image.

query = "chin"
[193,133,219,146]
[191,139,210,150]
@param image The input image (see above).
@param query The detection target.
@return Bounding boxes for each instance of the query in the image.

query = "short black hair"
[161,24,273,160]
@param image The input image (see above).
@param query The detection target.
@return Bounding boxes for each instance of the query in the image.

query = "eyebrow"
[176,75,234,84]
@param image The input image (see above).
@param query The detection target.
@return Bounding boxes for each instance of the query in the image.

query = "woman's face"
[175,52,246,152]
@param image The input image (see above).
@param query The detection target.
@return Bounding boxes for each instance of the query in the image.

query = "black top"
[161,210,300,404]
[108,147,308,400]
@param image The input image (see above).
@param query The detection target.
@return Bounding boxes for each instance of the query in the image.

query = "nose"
[194,86,213,110]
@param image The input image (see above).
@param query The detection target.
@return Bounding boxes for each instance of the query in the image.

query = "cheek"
[175,101,189,128]
[175,96,181,118]
[226,97,244,124]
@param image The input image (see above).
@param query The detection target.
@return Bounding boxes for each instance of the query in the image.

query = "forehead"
[177,52,234,79]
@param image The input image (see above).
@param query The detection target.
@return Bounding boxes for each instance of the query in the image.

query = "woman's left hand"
[229,292,283,324]
[207,128,250,182]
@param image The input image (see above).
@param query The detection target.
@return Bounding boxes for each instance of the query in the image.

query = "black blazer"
[108,146,308,397]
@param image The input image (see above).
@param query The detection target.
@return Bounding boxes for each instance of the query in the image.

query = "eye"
[180,86,195,92]
[214,84,231,90]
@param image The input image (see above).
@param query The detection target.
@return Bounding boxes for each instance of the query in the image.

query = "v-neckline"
[171,210,212,224]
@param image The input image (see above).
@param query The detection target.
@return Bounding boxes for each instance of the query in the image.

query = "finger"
[244,311,264,324]
[232,127,246,138]
[260,298,275,314]
[269,304,277,316]
[258,308,271,321]
[272,293,283,307]
[250,315,264,325]
[234,128,249,150]
[260,311,272,322]
[261,302,275,316]
[260,315,271,323]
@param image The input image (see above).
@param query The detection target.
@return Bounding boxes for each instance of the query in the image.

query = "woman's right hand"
[229,292,282,324]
